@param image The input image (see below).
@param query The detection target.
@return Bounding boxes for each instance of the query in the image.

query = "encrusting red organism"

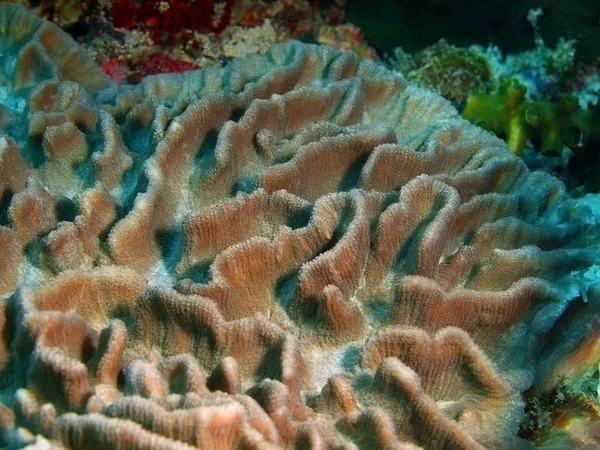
[110,0,234,43]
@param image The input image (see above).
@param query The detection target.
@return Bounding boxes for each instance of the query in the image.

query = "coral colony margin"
[0,4,598,449]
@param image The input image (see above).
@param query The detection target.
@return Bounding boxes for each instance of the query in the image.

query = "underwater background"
[0,0,599,448]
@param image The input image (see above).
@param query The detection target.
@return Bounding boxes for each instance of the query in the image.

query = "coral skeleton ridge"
[0,3,598,449]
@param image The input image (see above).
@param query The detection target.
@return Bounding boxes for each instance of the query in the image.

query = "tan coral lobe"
[0,3,597,450]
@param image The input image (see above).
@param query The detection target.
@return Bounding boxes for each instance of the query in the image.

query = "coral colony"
[0,3,600,449]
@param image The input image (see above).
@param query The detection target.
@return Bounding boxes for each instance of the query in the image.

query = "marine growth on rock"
[0,4,598,449]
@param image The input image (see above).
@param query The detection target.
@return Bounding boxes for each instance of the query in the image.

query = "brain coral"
[0,4,598,450]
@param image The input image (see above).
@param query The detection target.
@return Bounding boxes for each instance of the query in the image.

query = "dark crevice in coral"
[367,299,394,325]
[318,202,354,256]
[462,229,476,246]
[109,305,136,333]
[536,294,590,361]
[97,224,114,259]
[340,344,361,370]
[338,153,371,192]
[116,368,126,393]
[0,188,13,226]
[0,293,35,398]
[369,193,399,249]
[178,262,212,285]
[167,366,188,395]
[231,175,258,196]
[190,334,219,368]
[118,169,149,219]
[80,334,96,364]
[256,345,283,382]
[73,158,96,191]
[275,270,299,311]
[76,128,104,189]
[271,153,294,165]
[320,55,339,83]
[56,197,77,222]
[393,193,445,276]
[286,204,312,230]
[24,238,43,270]
[122,120,155,159]
[193,129,219,172]
[22,139,46,168]
[229,108,246,123]
[462,262,483,289]
[155,226,184,273]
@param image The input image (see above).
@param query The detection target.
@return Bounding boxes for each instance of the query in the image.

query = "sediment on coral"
[0,4,598,449]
